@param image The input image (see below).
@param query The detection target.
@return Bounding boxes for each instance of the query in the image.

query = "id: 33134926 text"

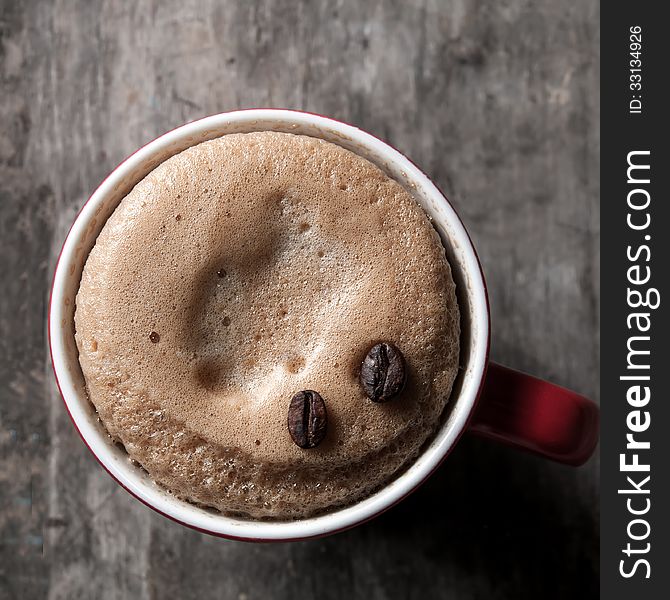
[629,26,643,114]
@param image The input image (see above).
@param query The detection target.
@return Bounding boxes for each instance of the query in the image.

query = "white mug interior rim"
[49,109,489,541]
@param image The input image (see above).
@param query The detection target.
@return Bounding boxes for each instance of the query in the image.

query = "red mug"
[49,109,599,541]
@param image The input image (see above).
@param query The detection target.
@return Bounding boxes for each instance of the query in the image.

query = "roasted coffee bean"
[287,390,327,449]
[360,342,406,402]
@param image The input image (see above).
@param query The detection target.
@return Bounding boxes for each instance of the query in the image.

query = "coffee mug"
[49,109,599,541]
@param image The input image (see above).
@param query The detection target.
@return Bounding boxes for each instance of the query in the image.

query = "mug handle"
[468,363,599,466]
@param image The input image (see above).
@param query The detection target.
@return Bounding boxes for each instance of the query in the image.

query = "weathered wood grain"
[1,0,599,598]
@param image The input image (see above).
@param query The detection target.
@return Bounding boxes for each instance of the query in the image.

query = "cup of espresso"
[49,109,599,541]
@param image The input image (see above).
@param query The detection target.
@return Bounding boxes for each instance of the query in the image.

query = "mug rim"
[48,109,490,541]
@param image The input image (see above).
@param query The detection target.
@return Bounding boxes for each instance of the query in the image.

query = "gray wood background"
[0,1,599,598]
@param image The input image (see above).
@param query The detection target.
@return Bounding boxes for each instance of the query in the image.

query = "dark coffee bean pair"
[287,342,406,449]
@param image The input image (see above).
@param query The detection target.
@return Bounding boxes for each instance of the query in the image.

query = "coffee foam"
[75,132,460,519]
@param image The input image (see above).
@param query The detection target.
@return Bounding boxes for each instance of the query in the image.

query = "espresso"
[74,132,460,519]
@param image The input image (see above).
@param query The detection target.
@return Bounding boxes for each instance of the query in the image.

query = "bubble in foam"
[74,131,460,519]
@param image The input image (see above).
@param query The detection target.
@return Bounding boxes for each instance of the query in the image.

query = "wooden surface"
[0,1,599,598]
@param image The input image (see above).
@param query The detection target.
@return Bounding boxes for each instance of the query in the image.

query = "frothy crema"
[75,132,460,519]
